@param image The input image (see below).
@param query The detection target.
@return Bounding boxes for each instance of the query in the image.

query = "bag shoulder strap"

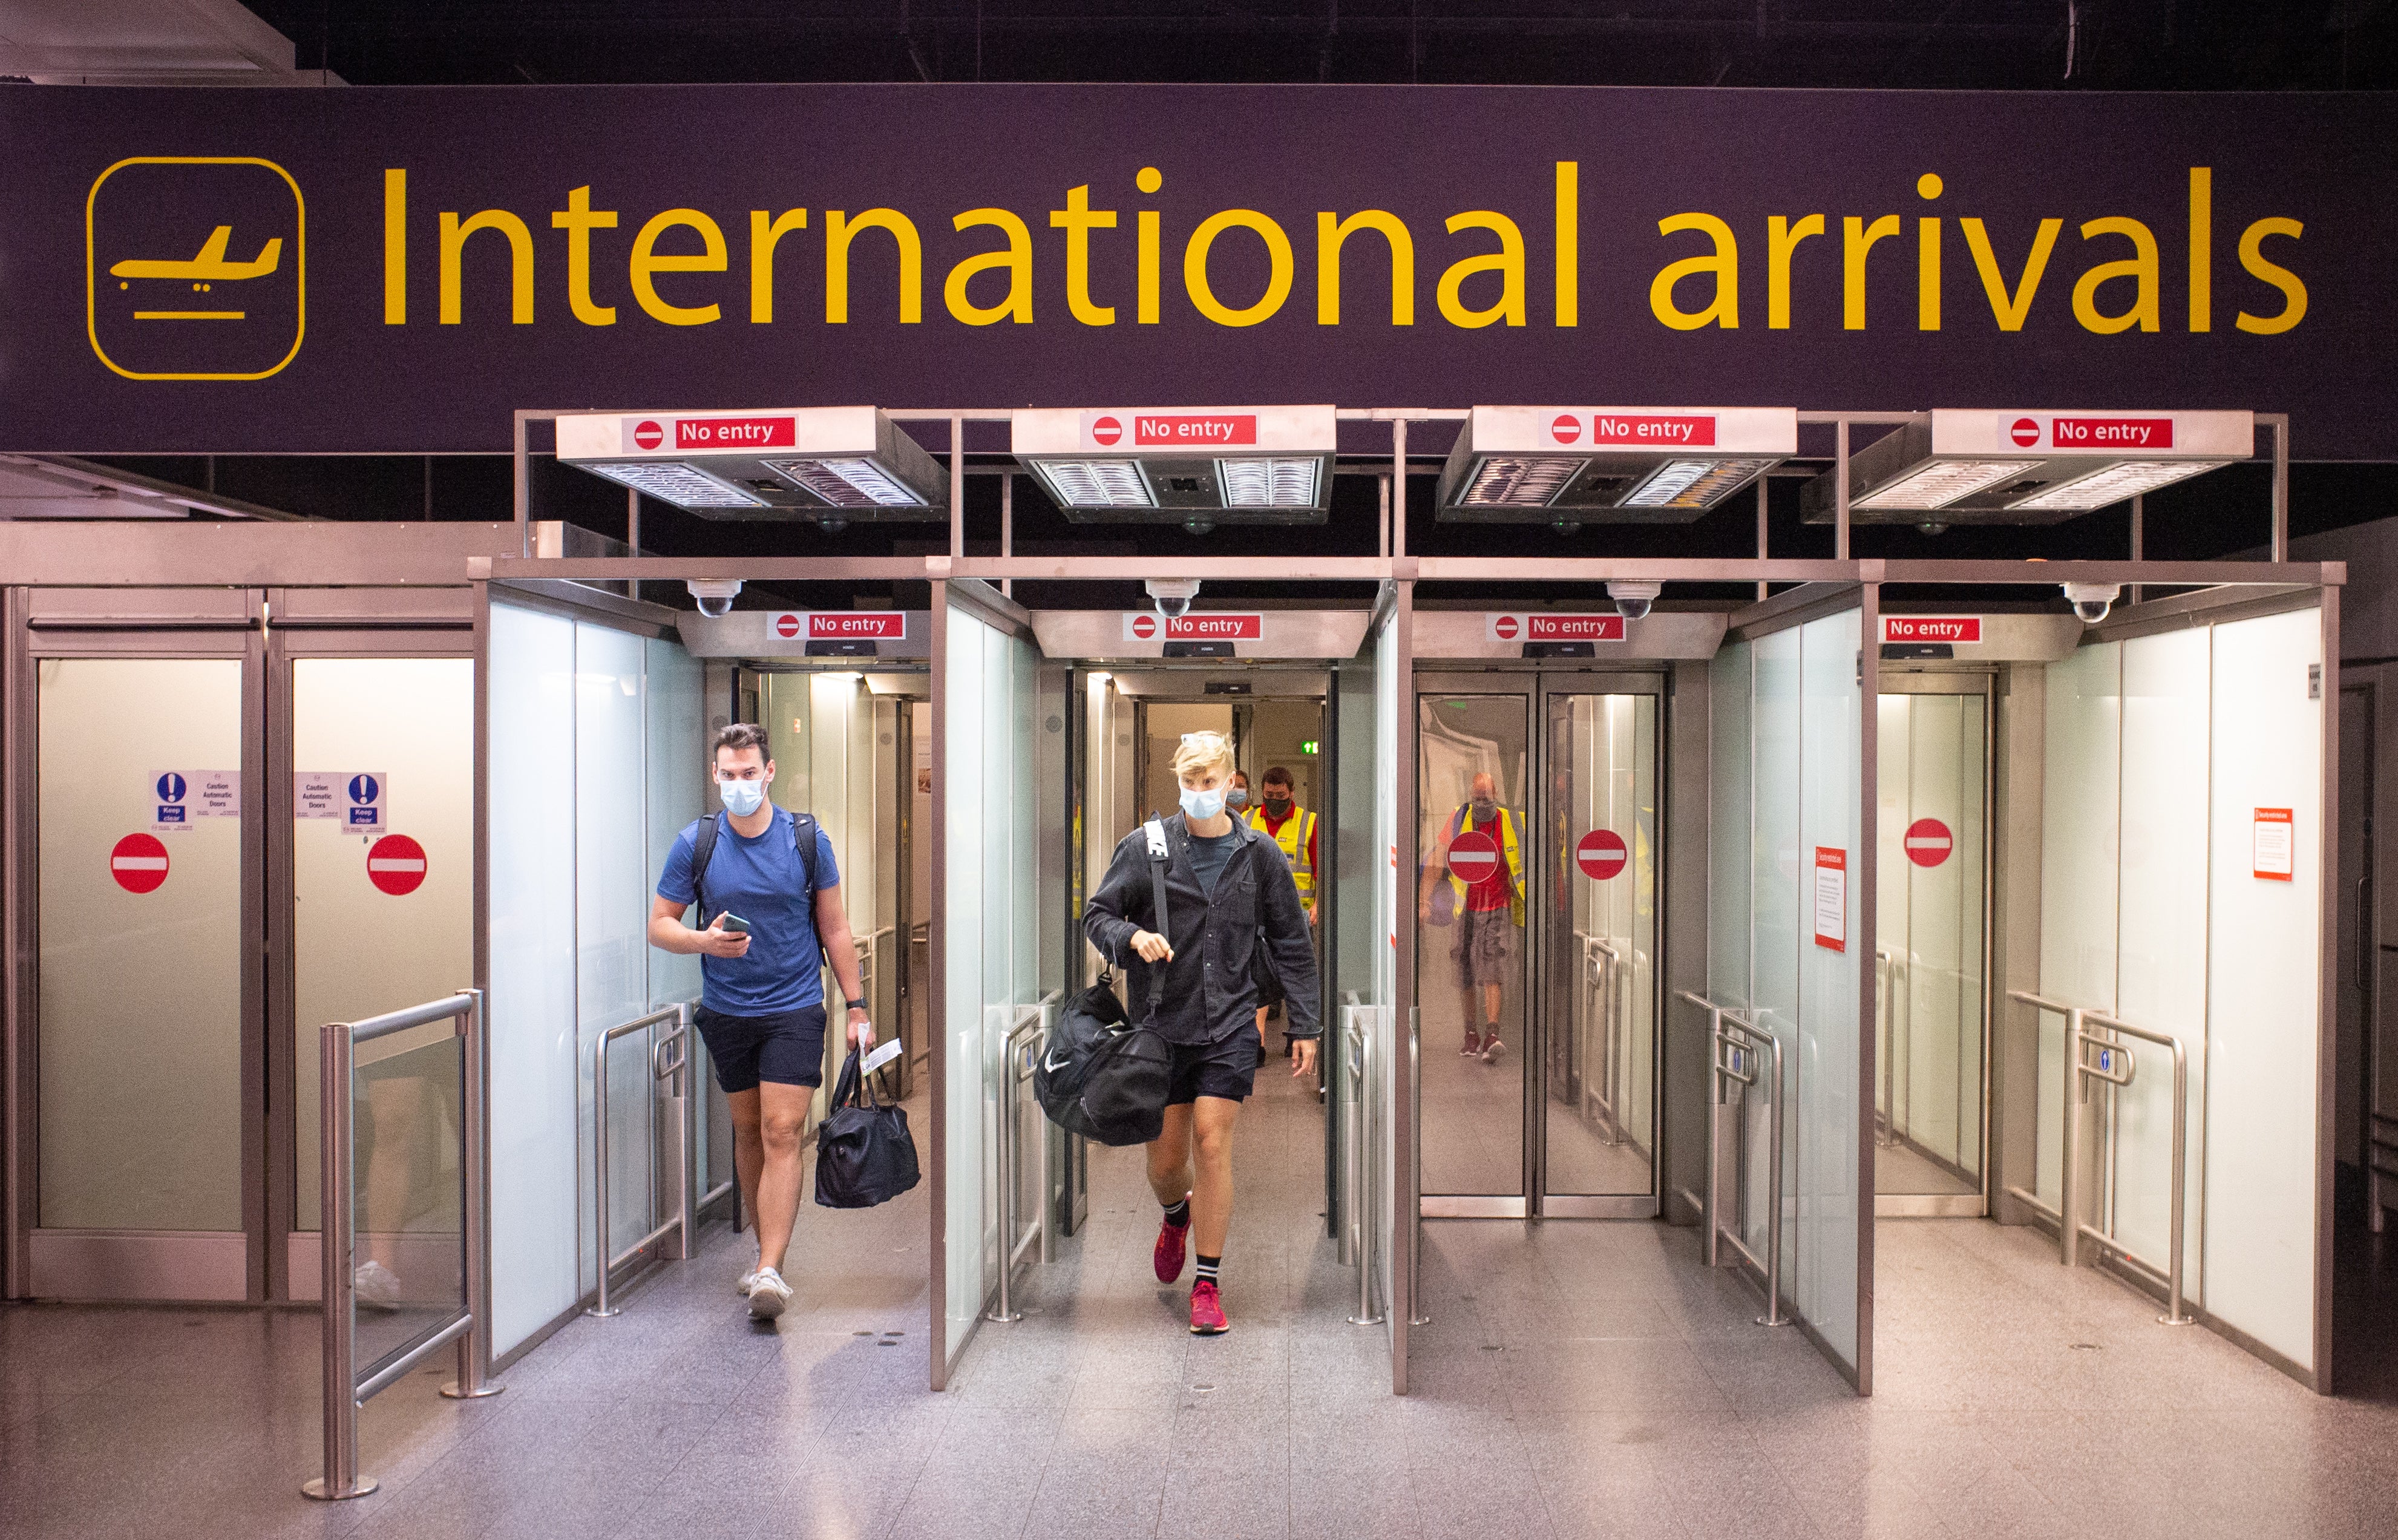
[1141,818,1171,1018]
[690,813,722,919]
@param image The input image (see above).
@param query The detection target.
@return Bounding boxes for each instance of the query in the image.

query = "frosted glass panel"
[645,637,706,1013]
[2036,642,2121,1212]
[487,603,579,1354]
[2203,608,2322,1369]
[2114,631,2212,1289]
[1707,641,1754,1014]
[575,622,652,1291]
[1747,628,1802,1266]
[943,606,990,1366]
[39,658,245,1231]
[1795,609,1862,1373]
[292,657,474,1231]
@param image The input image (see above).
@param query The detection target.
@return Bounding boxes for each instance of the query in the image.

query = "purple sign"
[1,84,2389,456]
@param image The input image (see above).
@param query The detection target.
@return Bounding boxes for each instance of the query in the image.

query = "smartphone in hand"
[717,913,752,934]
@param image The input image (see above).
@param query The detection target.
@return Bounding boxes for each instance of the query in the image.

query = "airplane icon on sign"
[110,225,284,283]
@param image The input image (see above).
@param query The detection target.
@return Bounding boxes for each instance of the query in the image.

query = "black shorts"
[1166,1026,1266,1106]
[693,1003,827,1094]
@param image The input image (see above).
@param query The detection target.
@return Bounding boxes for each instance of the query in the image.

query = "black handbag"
[1035,820,1176,1147]
[814,1047,922,1208]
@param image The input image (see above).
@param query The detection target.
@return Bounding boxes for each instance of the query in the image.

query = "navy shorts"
[1166,1026,1267,1106]
[693,1003,827,1093]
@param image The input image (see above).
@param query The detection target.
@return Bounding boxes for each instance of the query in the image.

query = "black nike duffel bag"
[1035,975,1172,1147]
[814,1047,922,1208]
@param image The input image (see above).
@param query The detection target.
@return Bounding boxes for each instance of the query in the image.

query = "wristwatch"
[845,996,868,1011]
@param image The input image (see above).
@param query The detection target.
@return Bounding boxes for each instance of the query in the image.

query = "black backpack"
[813,1048,921,1208]
[689,807,823,951]
[1035,819,1174,1146]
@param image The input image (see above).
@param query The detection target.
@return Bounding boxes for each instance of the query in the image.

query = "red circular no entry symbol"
[1550,413,1582,445]
[1447,828,1503,888]
[634,419,664,450]
[1905,817,1954,868]
[775,613,801,638]
[1494,615,1520,640]
[1576,828,1628,881]
[110,832,169,894]
[1092,415,1122,446]
[368,834,429,896]
[2010,417,2041,448]
[1132,614,1158,639]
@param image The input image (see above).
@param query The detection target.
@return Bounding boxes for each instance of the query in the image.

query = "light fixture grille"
[764,457,926,508]
[1035,459,1155,507]
[1460,455,1582,506]
[2006,459,2233,511]
[1853,460,2028,511]
[1217,457,1320,507]
[1620,457,1777,509]
[582,460,765,509]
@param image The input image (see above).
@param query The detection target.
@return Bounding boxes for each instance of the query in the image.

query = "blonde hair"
[1170,730,1236,779]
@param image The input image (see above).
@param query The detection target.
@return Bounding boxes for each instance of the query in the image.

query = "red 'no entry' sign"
[110,832,169,894]
[1447,827,1503,889]
[368,834,429,896]
[1576,828,1628,880]
[1905,818,1954,869]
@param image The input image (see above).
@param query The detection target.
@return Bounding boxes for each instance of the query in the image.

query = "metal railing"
[304,989,499,1502]
[589,1002,697,1318]
[1874,949,1909,1147]
[1576,932,1628,1145]
[2005,989,2195,1326]
[987,995,1055,1324]
[1682,989,1787,1328]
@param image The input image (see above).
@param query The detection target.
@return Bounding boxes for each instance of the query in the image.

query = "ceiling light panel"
[581,460,765,508]
[1852,459,2028,511]
[1036,459,1155,508]
[1620,457,1777,509]
[1217,457,1320,507]
[2005,459,2235,511]
[1438,406,1795,523]
[766,457,926,508]
[1461,456,1582,506]
[1012,405,1335,523]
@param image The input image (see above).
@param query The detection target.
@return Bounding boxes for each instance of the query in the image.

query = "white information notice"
[1813,847,1847,952]
[153,770,239,830]
[2252,807,2294,882]
[295,772,393,831]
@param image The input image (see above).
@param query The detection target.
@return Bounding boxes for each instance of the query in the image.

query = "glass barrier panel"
[350,1030,467,1386]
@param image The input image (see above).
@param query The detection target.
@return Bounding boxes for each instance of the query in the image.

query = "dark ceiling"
[247,1,2395,90]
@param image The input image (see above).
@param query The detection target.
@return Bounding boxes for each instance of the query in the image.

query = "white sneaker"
[353,1259,403,1311]
[735,1267,761,1297]
[746,1266,792,1320]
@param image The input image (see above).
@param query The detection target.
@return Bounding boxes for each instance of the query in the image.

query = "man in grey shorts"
[1417,771,1524,1061]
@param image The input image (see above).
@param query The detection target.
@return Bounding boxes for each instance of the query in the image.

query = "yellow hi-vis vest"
[1248,804,1317,897]
[1447,804,1525,926]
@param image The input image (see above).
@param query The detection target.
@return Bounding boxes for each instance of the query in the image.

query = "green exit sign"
[1300,740,1319,754]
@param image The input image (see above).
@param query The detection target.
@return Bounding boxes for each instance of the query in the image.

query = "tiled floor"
[7,1067,2398,1538]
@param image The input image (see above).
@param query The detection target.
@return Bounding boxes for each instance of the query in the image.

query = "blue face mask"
[1226,787,1250,810]
[719,778,767,817]
[1180,784,1227,822]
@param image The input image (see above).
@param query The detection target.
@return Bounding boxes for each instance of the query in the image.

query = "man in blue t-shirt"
[649,722,872,1321]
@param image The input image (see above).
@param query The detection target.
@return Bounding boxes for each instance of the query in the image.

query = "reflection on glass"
[350,1032,467,1383]
[1544,694,1657,1198]
[1415,694,1527,1198]
[1873,692,1987,1196]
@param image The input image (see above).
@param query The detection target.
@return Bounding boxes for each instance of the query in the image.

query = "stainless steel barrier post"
[306,990,490,1501]
[589,1003,697,1318]
[1592,939,1623,1144]
[2002,991,2079,1248]
[988,1002,1050,1323]
[1346,1002,1383,1327]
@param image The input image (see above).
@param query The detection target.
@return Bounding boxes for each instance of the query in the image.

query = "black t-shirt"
[1187,828,1237,896]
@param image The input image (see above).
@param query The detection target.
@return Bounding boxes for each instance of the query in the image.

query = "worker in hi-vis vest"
[1248,765,1318,1051]
[1415,770,1523,1063]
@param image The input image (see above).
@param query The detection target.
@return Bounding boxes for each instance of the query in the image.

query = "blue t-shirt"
[655,808,842,1016]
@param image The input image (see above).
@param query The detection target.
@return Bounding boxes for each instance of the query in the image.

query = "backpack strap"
[692,808,825,954]
[1141,818,1171,1020]
[690,813,722,920]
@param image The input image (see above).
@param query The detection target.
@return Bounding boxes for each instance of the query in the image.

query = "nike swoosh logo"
[1044,1050,1072,1073]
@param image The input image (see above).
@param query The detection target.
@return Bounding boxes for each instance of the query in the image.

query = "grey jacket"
[1083,813,1323,1045]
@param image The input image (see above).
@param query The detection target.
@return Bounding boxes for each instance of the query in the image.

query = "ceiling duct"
[1805,410,2252,526]
[555,407,946,522]
[1435,406,1795,525]
[1013,405,1337,525]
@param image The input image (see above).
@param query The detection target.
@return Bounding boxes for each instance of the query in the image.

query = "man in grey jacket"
[1084,730,1320,1335]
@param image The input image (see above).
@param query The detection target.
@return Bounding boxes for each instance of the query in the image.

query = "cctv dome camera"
[1145,577,1201,621]
[1607,580,1662,623]
[2062,582,2120,625]
[688,578,743,619]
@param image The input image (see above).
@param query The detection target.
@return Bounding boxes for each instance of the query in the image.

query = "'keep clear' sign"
[154,770,238,830]
[295,772,391,831]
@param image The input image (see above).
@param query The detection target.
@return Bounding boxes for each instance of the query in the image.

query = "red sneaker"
[1154,1213,1190,1283]
[1189,1279,1229,1335]
[1459,1031,1482,1056]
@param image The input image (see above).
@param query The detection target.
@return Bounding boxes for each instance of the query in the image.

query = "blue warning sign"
[346,772,385,831]
[157,772,186,803]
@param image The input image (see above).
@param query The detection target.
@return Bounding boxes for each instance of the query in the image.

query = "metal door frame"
[1872,671,1996,1220]
[1412,664,1667,1221]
